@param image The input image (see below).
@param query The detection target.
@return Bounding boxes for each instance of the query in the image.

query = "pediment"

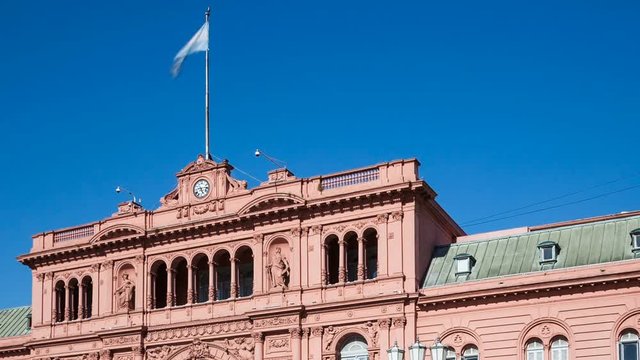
[90,224,145,243]
[178,154,219,176]
[238,193,305,216]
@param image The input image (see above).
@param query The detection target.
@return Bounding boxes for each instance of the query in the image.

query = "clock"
[193,179,210,199]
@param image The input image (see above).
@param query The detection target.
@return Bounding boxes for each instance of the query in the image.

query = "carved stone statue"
[216,338,254,360]
[114,273,135,310]
[267,247,290,289]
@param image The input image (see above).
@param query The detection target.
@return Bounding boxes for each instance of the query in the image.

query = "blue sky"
[0,1,638,307]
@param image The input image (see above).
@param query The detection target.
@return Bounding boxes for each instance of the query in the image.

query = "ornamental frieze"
[252,316,298,329]
[145,321,253,342]
[103,335,141,346]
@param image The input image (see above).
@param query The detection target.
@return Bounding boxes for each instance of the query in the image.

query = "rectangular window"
[541,247,554,261]
[633,234,640,250]
[621,342,639,360]
[456,258,470,274]
[552,348,568,360]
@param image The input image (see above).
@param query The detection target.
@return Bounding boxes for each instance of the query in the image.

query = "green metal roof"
[422,215,640,288]
[0,306,30,338]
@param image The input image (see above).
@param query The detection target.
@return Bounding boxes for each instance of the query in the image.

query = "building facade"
[0,156,639,360]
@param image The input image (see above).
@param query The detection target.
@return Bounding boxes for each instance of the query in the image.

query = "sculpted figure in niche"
[115,273,135,310]
[268,247,290,289]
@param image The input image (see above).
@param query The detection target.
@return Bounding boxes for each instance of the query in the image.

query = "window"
[537,241,559,264]
[454,253,476,276]
[619,331,640,360]
[631,229,640,253]
[445,348,456,360]
[526,340,544,360]
[462,346,479,360]
[339,335,368,360]
[550,338,568,360]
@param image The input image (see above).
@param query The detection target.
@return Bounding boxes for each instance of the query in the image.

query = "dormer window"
[454,253,476,276]
[631,229,640,253]
[537,241,559,264]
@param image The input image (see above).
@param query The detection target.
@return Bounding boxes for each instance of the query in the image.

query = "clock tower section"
[159,154,248,216]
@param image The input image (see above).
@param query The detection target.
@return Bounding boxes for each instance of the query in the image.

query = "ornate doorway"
[339,335,369,360]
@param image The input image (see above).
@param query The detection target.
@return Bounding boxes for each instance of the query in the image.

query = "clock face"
[193,179,210,199]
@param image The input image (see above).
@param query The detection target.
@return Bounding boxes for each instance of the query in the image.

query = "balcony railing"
[53,225,95,243]
[321,168,379,190]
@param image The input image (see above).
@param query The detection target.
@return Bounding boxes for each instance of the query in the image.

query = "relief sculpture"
[114,273,135,310]
[267,247,290,289]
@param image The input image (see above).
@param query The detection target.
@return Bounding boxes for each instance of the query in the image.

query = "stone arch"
[192,252,211,304]
[89,224,144,243]
[234,245,254,297]
[343,231,359,282]
[264,234,293,251]
[611,308,640,351]
[237,193,305,216]
[164,339,241,360]
[327,327,377,355]
[213,249,232,300]
[440,326,483,356]
[150,259,169,309]
[518,317,572,360]
[170,256,189,306]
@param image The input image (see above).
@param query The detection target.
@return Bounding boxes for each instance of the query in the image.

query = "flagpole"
[204,6,211,160]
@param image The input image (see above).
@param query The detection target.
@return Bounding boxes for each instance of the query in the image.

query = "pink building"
[0,156,639,360]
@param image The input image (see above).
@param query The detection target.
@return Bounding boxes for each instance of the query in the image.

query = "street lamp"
[387,341,405,360]
[429,338,445,360]
[408,339,427,360]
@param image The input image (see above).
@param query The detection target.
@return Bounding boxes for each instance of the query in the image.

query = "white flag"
[171,22,209,77]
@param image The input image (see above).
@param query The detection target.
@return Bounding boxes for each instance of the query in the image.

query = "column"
[320,243,327,285]
[166,269,174,307]
[357,237,365,281]
[146,272,153,309]
[230,258,238,298]
[252,332,264,360]
[309,328,323,358]
[208,261,215,301]
[78,284,85,319]
[338,240,346,283]
[132,347,143,360]
[64,285,70,321]
[302,328,310,360]
[187,265,194,304]
[290,328,302,360]
[377,319,391,355]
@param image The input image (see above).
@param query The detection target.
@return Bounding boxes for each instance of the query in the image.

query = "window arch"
[68,278,79,321]
[462,346,479,360]
[526,339,544,360]
[619,330,640,360]
[236,246,254,297]
[444,347,456,360]
[325,235,340,285]
[338,334,368,360]
[344,231,358,282]
[54,280,65,322]
[192,254,210,304]
[151,261,168,309]
[550,337,568,360]
[213,250,231,300]
[171,257,189,306]
[363,228,378,280]
[81,276,93,319]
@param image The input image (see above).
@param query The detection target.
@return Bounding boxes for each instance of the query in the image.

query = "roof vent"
[454,253,476,277]
[537,240,559,264]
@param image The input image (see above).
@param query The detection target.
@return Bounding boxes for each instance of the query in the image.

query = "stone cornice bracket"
[36,273,45,281]
[377,318,391,330]
[289,327,302,339]
[251,332,264,343]
[310,225,323,235]
[290,227,303,237]
[390,211,404,222]
[311,327,324,338]
[391,317,407,328]
[374,213,389,225]
[252,234,264,245]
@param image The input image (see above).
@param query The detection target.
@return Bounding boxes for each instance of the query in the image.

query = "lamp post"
[429,338,445,360]
[409,339,427,360]
[387,341,405,360]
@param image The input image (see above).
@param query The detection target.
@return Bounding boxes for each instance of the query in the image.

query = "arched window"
[619,330,640,360]
[526,340,544,360]
[445,347,456,360]
[462,346,479,360]
[550,337,568,360]
[363,228,378,280]
[81,276,93,319]
[214,250,231,300]
[54,280,65,322]
[339,334,368,360]
[192,254,209,304]
[236,247,254,297]
[172,257,188,306]
[325,235,340,285]
[345,232,358,282]
[68,278,79,321]
[151,261,168,309]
